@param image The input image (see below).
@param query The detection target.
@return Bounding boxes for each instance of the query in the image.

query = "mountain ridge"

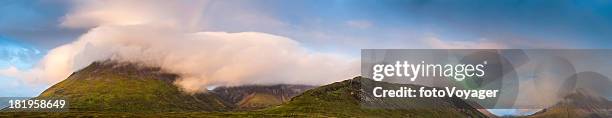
[37,61,233,112]
[263,76,489,117]
[3,61,493,117]
[36,61,313,112]
[212,84,315,110]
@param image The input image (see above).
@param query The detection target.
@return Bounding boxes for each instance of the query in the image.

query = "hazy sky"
[1,0,612,116]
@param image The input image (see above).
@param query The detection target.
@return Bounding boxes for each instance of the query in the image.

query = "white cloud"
[0,66,20,77]
[0,0,359,93]
[61,0,208,30]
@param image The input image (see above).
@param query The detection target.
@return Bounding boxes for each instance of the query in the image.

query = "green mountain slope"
[263,76,488,117]
[213,84,314,110]
[3,62,490,117]
[237,93,283,109]
[37,61,232,112]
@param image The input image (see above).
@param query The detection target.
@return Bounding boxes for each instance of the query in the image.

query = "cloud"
[0,66,44,86]
[1,0,358,93]
[198,1,288,33]
[0,66,20,77]
[61,0,207,30]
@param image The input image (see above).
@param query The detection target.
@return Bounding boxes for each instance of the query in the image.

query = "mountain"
[8,61,490,117]
[35,61,313,112]
[213,84,314,110]
[37,61,233,112]
[527,89,612,118]
[263,77,489,117]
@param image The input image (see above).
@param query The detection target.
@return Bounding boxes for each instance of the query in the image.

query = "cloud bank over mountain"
[2,0,358,93]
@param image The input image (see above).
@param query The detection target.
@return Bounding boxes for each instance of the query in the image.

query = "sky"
[3,0,612,51]
[1,0,612,116]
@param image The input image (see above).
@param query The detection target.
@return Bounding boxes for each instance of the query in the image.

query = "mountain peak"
[38,61,232,112]
[37,61,315,112]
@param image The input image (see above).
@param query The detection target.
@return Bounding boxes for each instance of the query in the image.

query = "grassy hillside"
[262,76,488,117]
[1,76,489,117]
[2,61,489,117]
[237,93,283,110]
[213,84,314,110]
[37,61,232,112]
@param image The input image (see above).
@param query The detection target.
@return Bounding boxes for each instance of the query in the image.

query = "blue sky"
[201,0,612,50]
[1,0,612,116]
[3,0,612,51]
